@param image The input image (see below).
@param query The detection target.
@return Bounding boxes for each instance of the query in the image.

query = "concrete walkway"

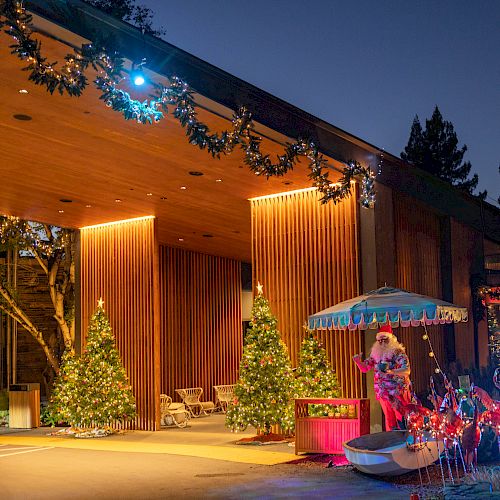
[0,416,409,498]
[0,414,295,465]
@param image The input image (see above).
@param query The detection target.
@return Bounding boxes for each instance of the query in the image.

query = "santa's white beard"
[370,336,405,363]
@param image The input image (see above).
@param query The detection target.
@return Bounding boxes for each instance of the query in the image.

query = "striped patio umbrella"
[308,286,468,331]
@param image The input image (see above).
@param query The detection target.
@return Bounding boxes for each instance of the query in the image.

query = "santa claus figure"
[353,325,412,430]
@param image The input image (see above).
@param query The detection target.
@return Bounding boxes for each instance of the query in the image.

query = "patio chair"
[175,387,215,417]
[213,384,236,413]
[160,394,190,428]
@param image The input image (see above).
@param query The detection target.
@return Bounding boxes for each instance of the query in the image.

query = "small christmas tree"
[296,331,340,416]
[48,299,136,430]
[226,284,296,434]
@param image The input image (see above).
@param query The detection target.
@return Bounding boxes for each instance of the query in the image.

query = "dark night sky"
[142,0,499,204]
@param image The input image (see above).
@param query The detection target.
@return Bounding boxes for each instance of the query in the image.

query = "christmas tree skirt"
[236,433,293,445]
[49,427,116,439]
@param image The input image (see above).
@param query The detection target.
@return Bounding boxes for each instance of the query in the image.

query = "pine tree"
[401,106,482,196]
[296,332,340,416]
[48,302,136,429]
[84,1,165,36]
[226,286,296,434]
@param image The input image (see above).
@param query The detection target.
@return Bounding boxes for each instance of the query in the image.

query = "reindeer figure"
[461,387,481,471]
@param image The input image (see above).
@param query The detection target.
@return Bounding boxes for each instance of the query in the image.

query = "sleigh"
[343,430,442,476]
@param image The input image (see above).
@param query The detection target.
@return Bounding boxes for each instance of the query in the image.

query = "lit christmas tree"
[226,284,296,434]
[48,300,136,430]
[296,331,340,416]
[47,349,80,425]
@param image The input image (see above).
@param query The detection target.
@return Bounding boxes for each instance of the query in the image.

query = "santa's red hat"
[376,324,393,339]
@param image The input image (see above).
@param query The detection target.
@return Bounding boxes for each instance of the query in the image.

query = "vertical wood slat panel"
[451,219,479,368]
[159,246,242,403]
[393,193,445,394]
[251,190,363,398]
[80,217,159,431]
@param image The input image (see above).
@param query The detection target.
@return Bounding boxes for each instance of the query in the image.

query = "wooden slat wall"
[393,193,445,394]
[80,217,160,431]
[159,246,242,403]
[251,190,363,398]
[451,219,479,368]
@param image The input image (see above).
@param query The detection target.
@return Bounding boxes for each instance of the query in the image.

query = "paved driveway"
[0,444,407,499]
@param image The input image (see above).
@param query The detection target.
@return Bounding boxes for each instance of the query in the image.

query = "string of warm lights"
[421,324,444,375]
[0,0,376,208]
[0,215,69,256]
[477,286,500,362]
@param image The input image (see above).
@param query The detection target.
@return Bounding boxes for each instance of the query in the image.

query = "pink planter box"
[295,398,370,454]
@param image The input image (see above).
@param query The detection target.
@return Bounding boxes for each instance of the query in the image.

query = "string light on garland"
[0,0,376,208]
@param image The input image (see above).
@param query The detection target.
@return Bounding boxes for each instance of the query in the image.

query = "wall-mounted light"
[131,58,147,86]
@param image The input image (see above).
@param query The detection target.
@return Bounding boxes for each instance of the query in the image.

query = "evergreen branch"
[0,1,376,207]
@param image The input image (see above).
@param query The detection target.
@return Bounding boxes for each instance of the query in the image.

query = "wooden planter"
[294,398,370,454]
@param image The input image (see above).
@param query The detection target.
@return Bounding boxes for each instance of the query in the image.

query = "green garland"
[1,0,376,207]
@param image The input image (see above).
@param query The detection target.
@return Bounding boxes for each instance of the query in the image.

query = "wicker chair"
[213,384,236,413]
[175,387,215,417]
[160,394,190,428]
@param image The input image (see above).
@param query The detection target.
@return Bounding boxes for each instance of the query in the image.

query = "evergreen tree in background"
[401,106,484,197]
[48,302,136,429]
[296,331,340,416]
[226,285,296,434]
[84,0,165,36]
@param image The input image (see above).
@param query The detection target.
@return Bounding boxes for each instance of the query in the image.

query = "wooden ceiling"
[0,29,343,261]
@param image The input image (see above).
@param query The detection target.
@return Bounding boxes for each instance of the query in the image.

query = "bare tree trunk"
[0,285,60,373]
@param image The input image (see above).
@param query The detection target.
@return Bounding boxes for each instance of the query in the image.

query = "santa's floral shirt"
[364,348,411,403]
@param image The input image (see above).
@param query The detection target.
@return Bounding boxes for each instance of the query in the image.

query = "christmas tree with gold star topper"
[296,329,340,415]
[48,299,136,431]
[226,284,296,435]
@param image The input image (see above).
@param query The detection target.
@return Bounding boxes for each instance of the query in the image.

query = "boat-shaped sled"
[343,430,441,476]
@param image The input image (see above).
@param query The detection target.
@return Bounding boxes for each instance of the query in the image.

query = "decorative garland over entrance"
[0,0,376,207]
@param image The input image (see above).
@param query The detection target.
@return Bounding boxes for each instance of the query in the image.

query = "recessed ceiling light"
[83,111,90,114]
[59,199,72,203]
[180,186,187,190]
[58,210,64,213]
[146,193,153,196]
[85,204,92,208]
[283,181,293,185]
[160,196,167,200]
[189,171,204,176]
[18,89,28,94]
[13,114,32,121]
[202,234,214,238]
[178,238,184,242]
[115,199,122,203]
[215,179,222,183]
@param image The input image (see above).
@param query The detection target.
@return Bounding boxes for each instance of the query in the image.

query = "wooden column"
[251,189,364,398]
[80,216,160,431]
[450,219,484,368]
[393,193,445,394]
